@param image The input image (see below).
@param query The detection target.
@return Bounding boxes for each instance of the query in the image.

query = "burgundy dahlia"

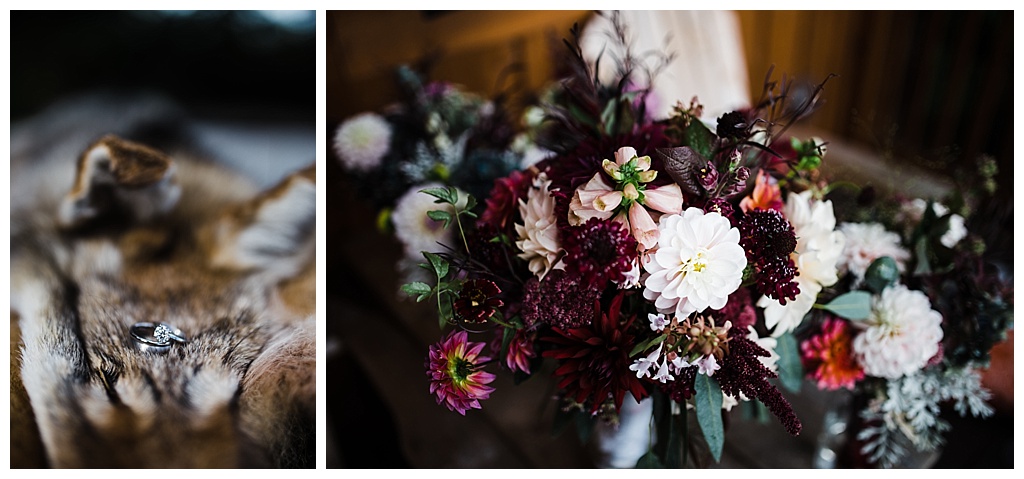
[541,292,649,414]
[480,170,532,230]
[562,218,638,288]
[453,279,504,323]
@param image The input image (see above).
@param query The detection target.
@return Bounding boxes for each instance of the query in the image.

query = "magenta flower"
[426,330,497,415]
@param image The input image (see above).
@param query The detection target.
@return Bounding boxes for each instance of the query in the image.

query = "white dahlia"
[391,182,460,260]
[642,208,746,318]
[515,173,562,280]
[838,222,910,283]
[852,284,943,379]
[759,191,846,337]
[333,112,392,172]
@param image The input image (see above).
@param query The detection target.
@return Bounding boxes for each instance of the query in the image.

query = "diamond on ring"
[131,322,187,352]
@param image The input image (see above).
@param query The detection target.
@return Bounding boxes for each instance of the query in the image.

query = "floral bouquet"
[794,153,1013,468]
[332,65,529,276]
[400,18,851,467]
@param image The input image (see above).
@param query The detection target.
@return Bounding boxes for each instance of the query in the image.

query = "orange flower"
[739,169,783,213]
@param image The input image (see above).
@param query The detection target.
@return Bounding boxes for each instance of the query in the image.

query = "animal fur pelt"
[10,94,316,468]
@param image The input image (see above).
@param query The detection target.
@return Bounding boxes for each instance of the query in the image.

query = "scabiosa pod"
[642,207,747,318]
[568,146,684,250]
[758,191,846,337]
[426,330,497,415]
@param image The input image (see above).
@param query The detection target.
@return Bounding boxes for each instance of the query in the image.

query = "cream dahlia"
[333,112,391,172]
[852,284,943,379]
[642,208,746,318]
[758,191,846,337]
[837,222,910,283]
[515,173,562,279]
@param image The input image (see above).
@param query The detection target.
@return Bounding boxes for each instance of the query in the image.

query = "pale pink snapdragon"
[568,146,684,250]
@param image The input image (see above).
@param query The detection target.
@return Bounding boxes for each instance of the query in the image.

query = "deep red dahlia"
[541,292,649,415]
[453,279,504,324]
[562,218,638,289]
[480,170,532,230]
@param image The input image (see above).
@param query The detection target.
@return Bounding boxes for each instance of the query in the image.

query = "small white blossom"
[648,313,669,332]
[652,356,674,383]
[616,260,642,290]
[629,343,662,379]
[697,355,720,377]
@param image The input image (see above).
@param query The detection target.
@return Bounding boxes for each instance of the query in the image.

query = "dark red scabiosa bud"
[716,110,749,139]
[453,279,504,323]
[738,209,800,303]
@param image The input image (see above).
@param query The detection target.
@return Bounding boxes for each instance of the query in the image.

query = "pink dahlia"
[426,330,497,415]
[800,317,864,390]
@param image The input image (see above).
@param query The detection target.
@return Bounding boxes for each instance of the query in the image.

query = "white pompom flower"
[642,207,746,318]
[837,222,910,283]
[515,173,562,280]
[852,283,944,379]
[391,182,463,260]
[333,112,392,172]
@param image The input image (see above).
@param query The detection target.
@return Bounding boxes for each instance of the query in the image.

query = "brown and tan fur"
[10,103,316,468]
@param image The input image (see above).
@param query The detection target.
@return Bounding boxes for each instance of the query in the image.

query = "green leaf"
[913,236,932,275]
[422,251,449,280]
[463,195,477,212]
[400,282,432,302]
[775,332,803,393]
[864,256,900,294]
[694,374,724,463]
[499,325,515,364]
[820,291,872,320]
[438,294,453,329]
[427,209,453,229]
[629,333,668,358]
[635,451,665,469]
[419,186,455,205]
[600,99,618,137]
[683,119,716,161]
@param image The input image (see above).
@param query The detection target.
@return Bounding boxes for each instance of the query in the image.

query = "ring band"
[131,322,187,350]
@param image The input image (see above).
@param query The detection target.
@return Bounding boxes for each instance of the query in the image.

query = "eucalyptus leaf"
[864,256,900,294]
[694,374,724,463]
[775,332,803,393]
[821,291,872,320]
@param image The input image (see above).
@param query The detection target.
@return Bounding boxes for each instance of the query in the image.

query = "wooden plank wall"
[736,11,1013,195]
